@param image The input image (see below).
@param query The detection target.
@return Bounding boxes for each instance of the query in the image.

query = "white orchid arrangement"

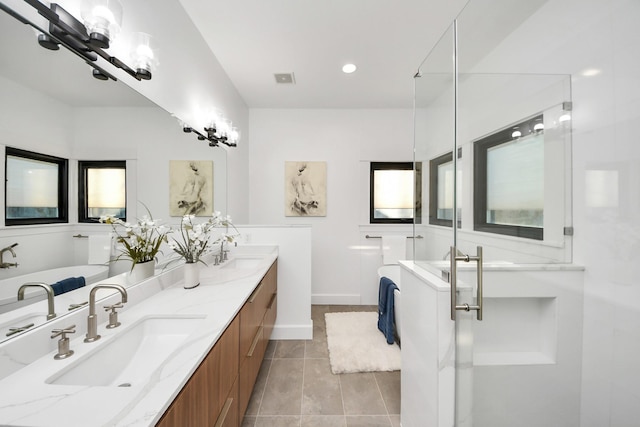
[168,212,238,264]
[99,207,170,268]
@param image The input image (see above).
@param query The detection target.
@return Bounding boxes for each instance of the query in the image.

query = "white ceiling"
[179,0,469,109]
[0,0,548,111]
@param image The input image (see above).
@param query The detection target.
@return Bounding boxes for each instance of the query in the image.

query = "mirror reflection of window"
[79,161,126,222]
[5,147,68,225]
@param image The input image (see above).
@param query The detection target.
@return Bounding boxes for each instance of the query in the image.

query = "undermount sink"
[46,315,205,387]
[221,257,263,270]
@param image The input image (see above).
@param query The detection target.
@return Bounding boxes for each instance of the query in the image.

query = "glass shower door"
[413,0,577,425]
[454,1,576,426]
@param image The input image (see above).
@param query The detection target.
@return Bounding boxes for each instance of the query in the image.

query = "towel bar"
[365,235,423,239]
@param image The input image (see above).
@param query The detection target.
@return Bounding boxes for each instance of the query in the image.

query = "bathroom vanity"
[157,261,277,426]
[0,245,278,426]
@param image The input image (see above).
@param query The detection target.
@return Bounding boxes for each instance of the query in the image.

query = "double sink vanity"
[0,245,278,426]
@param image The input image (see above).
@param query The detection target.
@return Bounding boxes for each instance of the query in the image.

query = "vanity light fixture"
[81,0,123,50]
[180,118,239,148]
[511,128,522,139]
[533,119,544,132]
[2,0,155,81]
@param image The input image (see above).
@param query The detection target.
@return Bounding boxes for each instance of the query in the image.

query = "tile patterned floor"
[242,305,401,427]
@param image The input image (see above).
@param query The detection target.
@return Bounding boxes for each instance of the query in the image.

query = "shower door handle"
[449,246,483,321]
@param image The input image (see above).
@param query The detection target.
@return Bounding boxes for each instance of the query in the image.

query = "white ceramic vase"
[184,262,200,289]
[127,260,155,285]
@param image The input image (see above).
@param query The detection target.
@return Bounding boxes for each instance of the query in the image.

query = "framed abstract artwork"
[284,161,327,217]
[169,160,214,216]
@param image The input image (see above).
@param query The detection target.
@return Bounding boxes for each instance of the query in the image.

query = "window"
[5,147,68,225]
[474,115,544,240]
[370,162,418,224]
[429,151,460,227]
[78,161,126,223]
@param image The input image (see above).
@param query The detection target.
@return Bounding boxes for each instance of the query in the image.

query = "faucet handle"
[51,324,76,339]
[104,302,123,311]
[104,302,124,329]
[51,324,76,360]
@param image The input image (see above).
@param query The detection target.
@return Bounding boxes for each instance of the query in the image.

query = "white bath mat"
[324,311,401,374]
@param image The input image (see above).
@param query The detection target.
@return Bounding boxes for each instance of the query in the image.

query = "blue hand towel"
[51,276,86,296]
[377,276,398,345]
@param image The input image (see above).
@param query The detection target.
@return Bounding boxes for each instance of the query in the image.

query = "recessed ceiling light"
[342,63,357,74]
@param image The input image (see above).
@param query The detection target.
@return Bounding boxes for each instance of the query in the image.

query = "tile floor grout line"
[373,372,394,426]
[253,342,276,424]
[337,362,347,426]
[299,341,306,427]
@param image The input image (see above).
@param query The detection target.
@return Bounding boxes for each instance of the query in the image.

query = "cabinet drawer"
[263,293,277,343]
[214,379,239,427]
[238,324,264,419]
[240,262,277,358]
[207,315,239,422]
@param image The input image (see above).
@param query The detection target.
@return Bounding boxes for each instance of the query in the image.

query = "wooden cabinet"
[156,260,277,427]
[238,262,277,419]
[156,315,239,427]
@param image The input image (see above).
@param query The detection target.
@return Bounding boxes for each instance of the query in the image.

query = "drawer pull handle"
[248,282,264,304]
[247,325,264,357]
[268,293,277,310]
[214,397,234,427]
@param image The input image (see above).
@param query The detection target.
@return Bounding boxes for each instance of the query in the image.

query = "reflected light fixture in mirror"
[1,0,154,82]
[130,32,156,80]
[180,115,239,148]
[81,0,123,49]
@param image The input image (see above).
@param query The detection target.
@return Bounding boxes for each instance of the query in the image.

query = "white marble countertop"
[0,245,278,426]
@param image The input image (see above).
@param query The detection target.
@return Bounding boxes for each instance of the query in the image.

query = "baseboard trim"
[312,294,361,305]
[270,323,313,340]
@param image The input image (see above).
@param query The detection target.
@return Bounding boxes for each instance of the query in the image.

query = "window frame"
[78,160,127,223]
[473,115,544,240]
[5,147,68,226]
[369,161,416,224]
[429,151,455,227]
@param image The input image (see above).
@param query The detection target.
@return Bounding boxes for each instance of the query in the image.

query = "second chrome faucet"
[84,284,128,343]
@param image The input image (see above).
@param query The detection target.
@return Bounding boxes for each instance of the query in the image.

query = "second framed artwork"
[284,161,327,217]
[169,160,214,216]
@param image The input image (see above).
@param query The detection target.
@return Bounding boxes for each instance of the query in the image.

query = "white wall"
[248,109,414,304]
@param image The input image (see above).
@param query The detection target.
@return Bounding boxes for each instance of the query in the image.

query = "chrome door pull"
[449,246,483,321]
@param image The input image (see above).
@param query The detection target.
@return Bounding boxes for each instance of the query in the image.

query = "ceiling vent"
[274,73,296,84]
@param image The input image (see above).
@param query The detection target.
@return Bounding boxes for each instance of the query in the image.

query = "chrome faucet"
[17,282,56,320]
[0,243,18,268]
[84,284,128,343]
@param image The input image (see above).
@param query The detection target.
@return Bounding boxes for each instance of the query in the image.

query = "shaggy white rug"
[324,311,401,374]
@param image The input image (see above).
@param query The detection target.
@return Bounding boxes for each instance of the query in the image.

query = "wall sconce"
[2,0,154,82]
[180,117,239,148]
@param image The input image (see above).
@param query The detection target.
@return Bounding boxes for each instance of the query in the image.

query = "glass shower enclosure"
[412,0,578,425]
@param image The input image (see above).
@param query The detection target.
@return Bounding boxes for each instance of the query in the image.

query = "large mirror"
[0,4,227,342]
